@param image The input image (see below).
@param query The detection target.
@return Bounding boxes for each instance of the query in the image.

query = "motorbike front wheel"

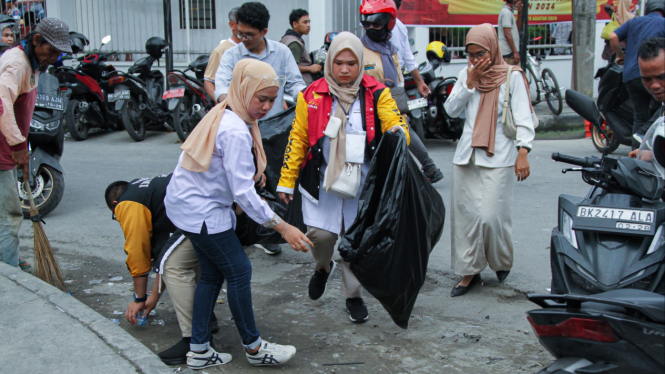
[174,96,193,142]
[16,165,65,219]
[65,99,89,141]
[121,98,146,142]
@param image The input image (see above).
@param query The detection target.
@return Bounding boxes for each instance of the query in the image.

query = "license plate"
[616,222,652,231]
[407,97,428,111]
[162,88,185,99]
[108,90,130,102]
[35,93,64,111]
[577,206,655,223]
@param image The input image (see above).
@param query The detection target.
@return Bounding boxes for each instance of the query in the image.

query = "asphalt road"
[18,129,632,294]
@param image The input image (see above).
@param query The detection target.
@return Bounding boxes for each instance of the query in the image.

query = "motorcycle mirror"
[101,35,111,45]
[408,37,415,47]
[565,89,611,156]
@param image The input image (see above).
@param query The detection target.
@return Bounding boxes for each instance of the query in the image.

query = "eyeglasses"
[361,21,383,29]
[236,31,259,41]
[247,74,287,87]
[466,51,489,60]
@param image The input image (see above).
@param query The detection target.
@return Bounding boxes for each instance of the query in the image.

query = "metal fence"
[331,0,363,37]
[429,23,573,59]
[64,0,307,63]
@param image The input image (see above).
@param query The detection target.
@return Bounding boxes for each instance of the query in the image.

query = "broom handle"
[24,180,38,211]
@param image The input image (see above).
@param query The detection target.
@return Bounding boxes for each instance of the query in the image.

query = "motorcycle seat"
[589,289,665,323]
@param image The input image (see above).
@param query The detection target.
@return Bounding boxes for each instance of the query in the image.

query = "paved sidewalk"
[0,261,171,374]
[534,99,584,131]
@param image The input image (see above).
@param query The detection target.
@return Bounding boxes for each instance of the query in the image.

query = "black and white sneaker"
[246,340,296,367]
[308,260,336,300]
[186,348,232,370]
[345,297,369,323]
[261,244,283,255]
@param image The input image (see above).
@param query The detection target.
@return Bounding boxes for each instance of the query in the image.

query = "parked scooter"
[163,54,212,142]
[549,89,665,296]
[592,61,635,153]
[526,290,664,374]
[310,32,338,82]
[120,36,172,142]
[15,71,66,218]
[56,34,125,140]
[405,41,462,141]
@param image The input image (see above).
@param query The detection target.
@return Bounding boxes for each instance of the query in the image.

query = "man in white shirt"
[392,0,429,97]
[498,0,523,65]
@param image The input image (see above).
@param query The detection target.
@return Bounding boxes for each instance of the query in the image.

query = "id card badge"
[323,117,342,138]
[345,131,366,164]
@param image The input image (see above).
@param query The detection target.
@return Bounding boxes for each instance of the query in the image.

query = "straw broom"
[24,181,65,290]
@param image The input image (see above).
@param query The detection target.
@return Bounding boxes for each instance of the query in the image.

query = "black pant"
[625,78,660,149]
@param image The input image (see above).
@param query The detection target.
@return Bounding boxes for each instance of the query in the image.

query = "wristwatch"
[133,292,147,303]
[516,146,531,153]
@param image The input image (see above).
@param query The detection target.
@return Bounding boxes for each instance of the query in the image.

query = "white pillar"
[184,0,191,63]
[412,26,430,66]
[308,0,329,51]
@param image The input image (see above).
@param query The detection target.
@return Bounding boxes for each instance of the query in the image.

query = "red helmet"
[359,0,397,31]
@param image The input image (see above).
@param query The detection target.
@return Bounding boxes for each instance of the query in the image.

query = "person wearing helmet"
[610,0,665,149]
[629,37,665,169]
[0,18,71,269]
[359,0,444,184]
[391,0,429,98]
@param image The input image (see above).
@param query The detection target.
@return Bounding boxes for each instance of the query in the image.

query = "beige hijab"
[466,24,532,156]
[180,59,279,181]
[615,0,634,25]
[322,32,365,191]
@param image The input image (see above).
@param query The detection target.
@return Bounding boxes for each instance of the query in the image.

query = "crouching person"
[165,59,312,370]
[277,32,409,323]
[105,173,219,365]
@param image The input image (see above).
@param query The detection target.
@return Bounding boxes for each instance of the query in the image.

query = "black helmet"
[646,0,665,16]
[69,32,89,55]
[146,36,167,59]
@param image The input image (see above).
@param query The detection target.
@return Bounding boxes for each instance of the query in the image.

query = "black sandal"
[451,274,481,297]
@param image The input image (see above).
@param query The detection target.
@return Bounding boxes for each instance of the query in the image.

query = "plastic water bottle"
[136,310,147,326]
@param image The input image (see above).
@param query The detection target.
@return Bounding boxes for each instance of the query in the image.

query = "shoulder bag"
[502,66,539,140]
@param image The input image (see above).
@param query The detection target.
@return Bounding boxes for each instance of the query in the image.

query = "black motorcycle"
[592,61,635,153]
[15,71,66,218]
[549,90,665,296]
[526,290,664,374]
[163,54,212,142]
[120,37,172,142]
[404,46,462,141]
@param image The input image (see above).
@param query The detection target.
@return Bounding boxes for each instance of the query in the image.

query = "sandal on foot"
[19,259,31,271]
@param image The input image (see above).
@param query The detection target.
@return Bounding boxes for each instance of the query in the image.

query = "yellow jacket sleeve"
[376,88,410,145]
[278,91,311,192]
[115,201,153,277]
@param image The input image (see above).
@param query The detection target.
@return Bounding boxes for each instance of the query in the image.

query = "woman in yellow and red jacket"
[277,32,408,323]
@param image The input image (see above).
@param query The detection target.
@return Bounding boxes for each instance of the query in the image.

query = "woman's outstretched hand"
[466,58,492,90]
[281,223,312,253]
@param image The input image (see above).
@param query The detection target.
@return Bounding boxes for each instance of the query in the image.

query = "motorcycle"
[15,71,66,218]
[405,42,462,141]
[120,36,173,142]
[309,32,338,82]
[56,34,125,140]
[163,54,212,142]
[592,60,635,154]
[549,89,665,296]
[526,290,664,373]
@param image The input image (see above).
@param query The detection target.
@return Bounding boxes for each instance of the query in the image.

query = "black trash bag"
[338,132,445,329]
[235,106,306,246]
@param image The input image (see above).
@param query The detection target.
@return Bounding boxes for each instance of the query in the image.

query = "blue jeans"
[0,168,22,267]
[185,224,261,351]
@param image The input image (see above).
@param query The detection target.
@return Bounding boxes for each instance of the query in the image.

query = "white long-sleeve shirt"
[444,67,535,168]
[165,109,275,235]
[391,18,418,73]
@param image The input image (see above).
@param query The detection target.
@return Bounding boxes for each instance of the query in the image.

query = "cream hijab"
[322,32,365,191]
[180,59,279,181]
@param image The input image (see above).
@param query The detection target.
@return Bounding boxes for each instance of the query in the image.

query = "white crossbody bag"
[322,115,365,200]
[501,66,539,139]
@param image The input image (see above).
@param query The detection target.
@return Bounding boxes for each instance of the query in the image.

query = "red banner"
[397,0,640,26]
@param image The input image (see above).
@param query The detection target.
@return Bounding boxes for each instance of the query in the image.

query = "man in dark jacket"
[280,8,321,86]
[105,174,219,365]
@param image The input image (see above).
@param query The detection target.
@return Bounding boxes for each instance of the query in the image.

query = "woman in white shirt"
[444,24,535,297]
[164,59,312,370]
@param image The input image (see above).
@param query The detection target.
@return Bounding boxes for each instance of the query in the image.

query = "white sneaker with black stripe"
[246,340,296,367]
[186,348,232,370]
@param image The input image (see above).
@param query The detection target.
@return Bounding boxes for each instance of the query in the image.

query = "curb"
[536,113,583,132]
[0,262,171,374]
